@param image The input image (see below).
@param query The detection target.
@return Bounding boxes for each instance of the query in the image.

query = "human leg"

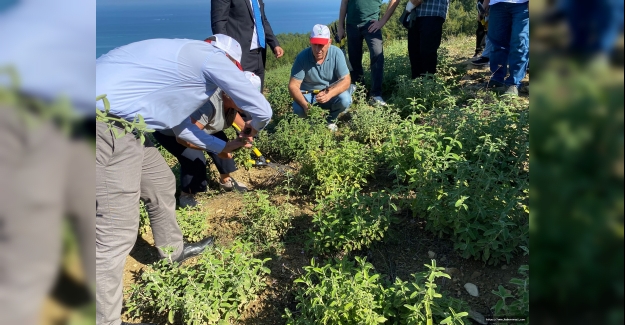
[416,16,445,76]
[407,18,422,79]
[346,23,365,84]
[139,140,184,260]
[487,2,512,84]
[96,122,143,325]
[323,85,355,122]
[364,22,384,97]
[504,1,529,87]
[152,131,207,194]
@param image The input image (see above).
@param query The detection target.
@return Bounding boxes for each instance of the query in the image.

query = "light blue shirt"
[291,45,350,92]
[96,38,272,153]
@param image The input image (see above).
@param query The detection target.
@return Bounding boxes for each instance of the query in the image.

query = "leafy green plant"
[284,257,469,325]
[126,241,271,325]
[384,261,469,325]
[138,201,150,235]
[239,190,293,248]
[492,264,529,323]
[299,139,377,195]
[348,103,403,147]
[176,206,208,243]
[256,105,336,163]
[284,256,388,325]
[307,188,398,254]
[383,98,529,265]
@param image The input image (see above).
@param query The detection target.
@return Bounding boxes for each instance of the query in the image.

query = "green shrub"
[348,103,403,147]
[308,188,398,254]
[492,264,529,323]
[284,257,389,325]
[390,74,455,117]
[255,106,336,162]
[284,257,469,325]
[383,99,529,265]
[126,241,270,325]
[239,190,293,248]
[299,139,377,195]
[176,205,208,243]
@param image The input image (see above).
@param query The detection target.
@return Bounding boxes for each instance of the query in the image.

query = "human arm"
[337,0,349,41]
[483,0,490,12]
[203,54,273,134]
[258,0,283,58]
[211,0,231,34]
[368,0,402,33]
[288,77,310,115]
[172,117,248,154]
[410,0,423,7]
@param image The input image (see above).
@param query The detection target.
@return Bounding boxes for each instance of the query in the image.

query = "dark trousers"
[152,131,236,194]
[346,21,384,97]
[407,16,445,78]
[242,48,267,90]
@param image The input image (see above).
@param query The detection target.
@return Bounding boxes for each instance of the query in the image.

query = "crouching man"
[288,24,355,131]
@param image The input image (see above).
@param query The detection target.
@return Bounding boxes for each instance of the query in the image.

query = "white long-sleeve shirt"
[96,38,272,153]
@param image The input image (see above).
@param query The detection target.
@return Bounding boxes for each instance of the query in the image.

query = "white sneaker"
[327,123,338,132]
[179,191,198,208]
[370,96,387,106]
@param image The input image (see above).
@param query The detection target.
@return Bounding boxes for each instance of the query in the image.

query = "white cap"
[207,34,242,64]
[310,24,331,45]
[244,71,262,92]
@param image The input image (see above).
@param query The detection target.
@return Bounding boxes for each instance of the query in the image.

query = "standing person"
[153,72,263,208]
[211,0,284,90]
[96,34,272,325]
[288,24,354,132]
[337,0,401,106]
[483,0,529,96]
[403,0,450,78]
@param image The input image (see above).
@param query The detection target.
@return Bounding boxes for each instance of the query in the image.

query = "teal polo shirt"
[346,0,382,26]
[291,45,350,92]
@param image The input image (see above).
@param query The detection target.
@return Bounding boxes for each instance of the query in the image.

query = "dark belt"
[249,48,262,54]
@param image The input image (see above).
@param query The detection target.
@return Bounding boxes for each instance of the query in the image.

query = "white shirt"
[96,38,272,153]
[489,0,529,5]
[249,0,260,50]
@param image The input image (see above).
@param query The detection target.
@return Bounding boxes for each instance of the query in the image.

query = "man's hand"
[238,120,258,139]
[218,138,252,159]
[274,46,284,58]
[337,25,345,42]
[368,20,385,33]
[315,90,332,104]
[410,0,423,6]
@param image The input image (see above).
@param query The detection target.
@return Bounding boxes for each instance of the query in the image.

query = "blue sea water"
[97,0,342,58]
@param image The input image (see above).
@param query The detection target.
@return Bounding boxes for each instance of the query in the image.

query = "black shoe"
[173,236,214,263]
[471,56,490,66]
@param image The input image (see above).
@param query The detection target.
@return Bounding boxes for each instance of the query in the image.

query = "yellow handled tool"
[231,123,270,165]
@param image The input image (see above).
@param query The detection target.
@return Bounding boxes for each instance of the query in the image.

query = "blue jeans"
[346,22,384,97]
[292,85,355,122]
[487,1,529,87]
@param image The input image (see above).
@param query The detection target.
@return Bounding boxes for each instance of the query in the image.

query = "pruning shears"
[231,123,293,174]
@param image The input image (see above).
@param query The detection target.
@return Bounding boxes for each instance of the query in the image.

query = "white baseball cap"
[205,34,243,66]
[244,71,262,92]
[310,24,331,45]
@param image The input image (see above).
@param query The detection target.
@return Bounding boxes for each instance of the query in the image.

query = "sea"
[97,0,344,58]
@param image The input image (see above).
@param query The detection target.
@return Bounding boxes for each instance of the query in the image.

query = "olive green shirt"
[346,0,382,26]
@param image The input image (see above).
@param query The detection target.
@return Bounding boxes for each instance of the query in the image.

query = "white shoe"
[370,96,387,106]
[327,123,338,132]
[179,191,198,208]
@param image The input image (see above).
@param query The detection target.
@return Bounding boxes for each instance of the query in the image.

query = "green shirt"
[346,0,382,26]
